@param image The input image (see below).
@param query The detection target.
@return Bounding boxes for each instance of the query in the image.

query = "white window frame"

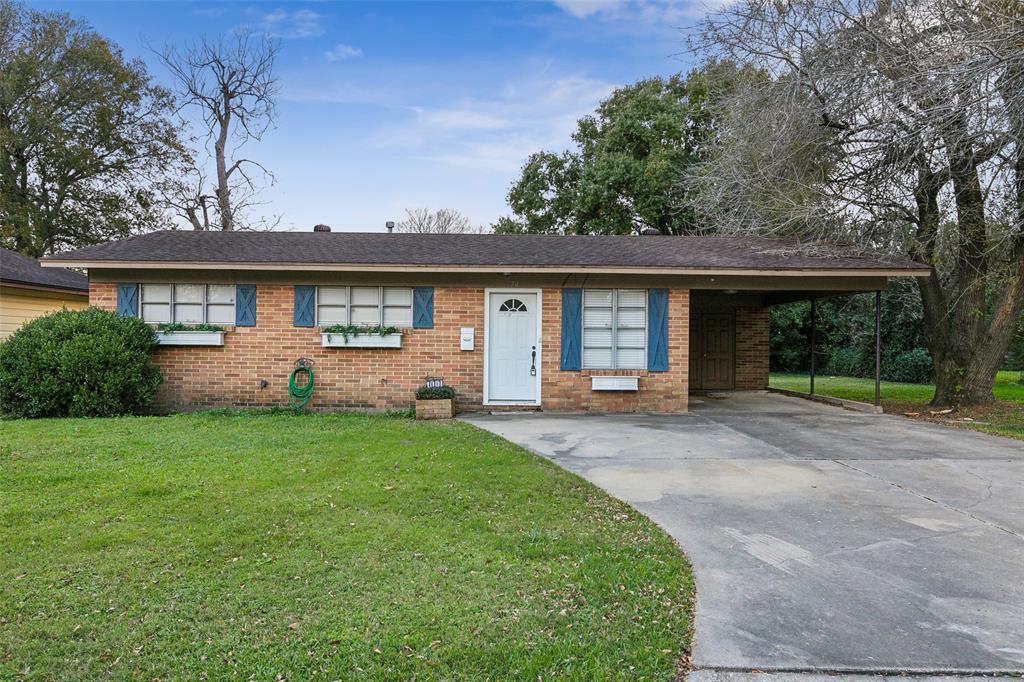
[315,286,413,328]
[582,288,648,370]
[141,284,236,325]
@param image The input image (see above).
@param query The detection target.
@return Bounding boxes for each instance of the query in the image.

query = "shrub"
[824,346,862,378]
[884,348,934,384]
[0,308,162,418]
[415,385,455,400]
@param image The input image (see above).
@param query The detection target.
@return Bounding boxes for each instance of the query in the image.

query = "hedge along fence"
[0,308,162,418]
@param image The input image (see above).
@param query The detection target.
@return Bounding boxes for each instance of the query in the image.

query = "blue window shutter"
[560,288,582,371]
[235,285,256,326]
[116,283,139,318]
[294,286,315,327]
[647,288,669,372]
[412,287,434,328]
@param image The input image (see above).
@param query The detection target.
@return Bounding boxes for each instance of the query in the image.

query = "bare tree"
[692,0,1024,406]
[160,31,278,231]
[395,208,477,234]
[155,158,215,231]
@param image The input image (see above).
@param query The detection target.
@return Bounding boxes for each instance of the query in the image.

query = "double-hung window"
[316,286,413,327]
[141,284,236,324]
[582,289,647,369]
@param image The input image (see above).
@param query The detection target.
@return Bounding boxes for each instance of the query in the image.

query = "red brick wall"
[91,282,691,413]
[735,306,769,390]
[93,282,486,412]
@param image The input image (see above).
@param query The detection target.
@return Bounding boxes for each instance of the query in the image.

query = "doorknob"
[530,346,537,376]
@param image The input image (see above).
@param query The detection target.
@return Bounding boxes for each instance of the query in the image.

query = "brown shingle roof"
[1,248,89,292]
[43,230,929,273]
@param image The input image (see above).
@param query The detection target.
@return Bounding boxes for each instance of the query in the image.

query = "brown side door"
[700,313,735,390]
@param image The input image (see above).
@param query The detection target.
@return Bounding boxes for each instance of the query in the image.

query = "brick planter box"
[415,398,453,420]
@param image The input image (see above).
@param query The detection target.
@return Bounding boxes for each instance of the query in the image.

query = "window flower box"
[320,332,403,348]
[155,331,225,346]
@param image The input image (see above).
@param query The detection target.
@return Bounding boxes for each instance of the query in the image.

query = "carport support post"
[809,299,816,397]
[874,290,881,408]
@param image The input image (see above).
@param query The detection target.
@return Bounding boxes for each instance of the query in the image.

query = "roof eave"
[40,259,930,278]
[0,278,90,295]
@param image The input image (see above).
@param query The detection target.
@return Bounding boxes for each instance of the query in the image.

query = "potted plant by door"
[415,384,455,419]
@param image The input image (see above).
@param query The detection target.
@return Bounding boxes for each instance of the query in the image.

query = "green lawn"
[0,412,692,681]
[770,371,1024,440]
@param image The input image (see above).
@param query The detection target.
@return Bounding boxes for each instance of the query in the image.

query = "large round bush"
[0,308,162,418]
[883,348,935,384]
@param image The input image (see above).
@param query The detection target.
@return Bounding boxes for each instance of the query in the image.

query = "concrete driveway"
[463,393,1024,676]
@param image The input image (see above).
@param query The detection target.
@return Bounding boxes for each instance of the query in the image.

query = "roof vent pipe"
[313,224,331,233]
[386,221,395,234]
[639,227,661,236]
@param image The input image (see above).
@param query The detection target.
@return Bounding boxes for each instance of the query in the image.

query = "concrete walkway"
[463,393,1024,676]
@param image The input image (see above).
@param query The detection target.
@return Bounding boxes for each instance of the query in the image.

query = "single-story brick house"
[1,247,89,340]
[43,230,928,413]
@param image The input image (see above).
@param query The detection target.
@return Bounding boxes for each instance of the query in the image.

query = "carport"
[690,284,886,409]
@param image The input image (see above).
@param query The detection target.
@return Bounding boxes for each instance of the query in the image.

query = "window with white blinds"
[582,289,647,369]
[316,286,413,327]
[141,284,236,324]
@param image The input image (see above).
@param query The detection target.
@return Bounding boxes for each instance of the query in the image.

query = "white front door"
[487,291,539,403]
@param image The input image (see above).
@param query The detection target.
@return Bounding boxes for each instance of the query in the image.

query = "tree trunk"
[922,253,1024,406]
[214,101,234,231]
[931,338,999,406]
[920,114,1024,407]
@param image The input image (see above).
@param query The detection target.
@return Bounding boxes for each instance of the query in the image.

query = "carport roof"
[42,230,930,276]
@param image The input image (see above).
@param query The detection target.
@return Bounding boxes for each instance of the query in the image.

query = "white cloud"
[416,109,510,131]
[552,0,628,18]
[376,74,617,173]
[551,0,726,23]
[255,8,325,39]
[324,44,363,61]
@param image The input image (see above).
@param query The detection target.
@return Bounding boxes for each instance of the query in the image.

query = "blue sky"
[34,1,709,232]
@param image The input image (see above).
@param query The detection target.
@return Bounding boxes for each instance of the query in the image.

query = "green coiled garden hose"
[288,366,315,410]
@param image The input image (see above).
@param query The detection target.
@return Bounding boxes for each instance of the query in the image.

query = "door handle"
[530,346,537,376]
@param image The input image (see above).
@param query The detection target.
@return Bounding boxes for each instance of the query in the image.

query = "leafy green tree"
[0,1,183,256]
[496,62,760,235]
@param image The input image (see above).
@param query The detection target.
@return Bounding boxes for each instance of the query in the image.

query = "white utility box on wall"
[460,327,475,351]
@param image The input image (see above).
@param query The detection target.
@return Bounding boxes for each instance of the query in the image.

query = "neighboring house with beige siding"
[0,248,89,340]
[43,230,928,414]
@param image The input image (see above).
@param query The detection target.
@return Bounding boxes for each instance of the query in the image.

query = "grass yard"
[770,371,1024,440]
[0,412,693,681]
